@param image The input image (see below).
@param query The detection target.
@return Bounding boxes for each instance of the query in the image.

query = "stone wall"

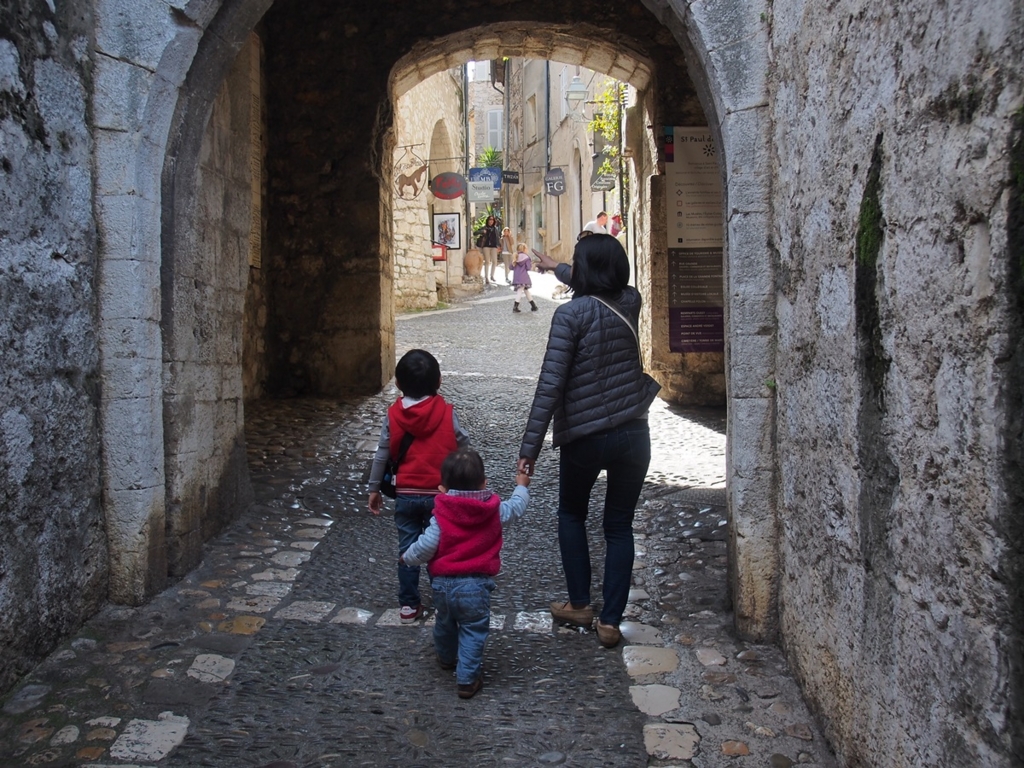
[769,1,1023,763]
[0,0,105,692]
[243,33,271,401]
[1,1,1019,762]
[392,69,464,309]
[162,36,256,576]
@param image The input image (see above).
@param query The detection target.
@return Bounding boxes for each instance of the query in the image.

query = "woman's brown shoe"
[596,621,622,648]
[549,601,594,627]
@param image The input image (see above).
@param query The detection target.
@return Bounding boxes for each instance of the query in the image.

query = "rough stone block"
[726,291,774,336]
[98,258,161,322]
[727,211,771,294]
[94,0,178,72]
[93,57,151,131]
[728,334,775,399]
[101,394,164,492]
[728,396,774,475]
[94,128,140,197]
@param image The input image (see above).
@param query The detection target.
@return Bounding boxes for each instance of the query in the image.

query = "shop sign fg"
[431,172,467,200]
[544,168,566,196]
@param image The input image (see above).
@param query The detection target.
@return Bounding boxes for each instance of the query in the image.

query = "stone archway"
[93,0,776,645]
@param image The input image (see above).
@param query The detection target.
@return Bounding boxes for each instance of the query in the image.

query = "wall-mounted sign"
[665,126,724,353]
[431,172,466,200]
[468,166,502,190]
[467,180,495,203]
[502,169,520,185]
[544,168,566,196]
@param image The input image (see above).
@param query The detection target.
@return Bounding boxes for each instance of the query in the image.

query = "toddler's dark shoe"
[399,605,423,624]
[549,600,594,627]
[457,677,483,699]
[436,654,456,671]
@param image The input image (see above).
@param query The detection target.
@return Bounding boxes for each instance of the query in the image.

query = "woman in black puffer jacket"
[518,234,661,648]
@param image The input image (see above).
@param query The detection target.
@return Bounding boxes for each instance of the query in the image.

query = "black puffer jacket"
[519,265,661,459]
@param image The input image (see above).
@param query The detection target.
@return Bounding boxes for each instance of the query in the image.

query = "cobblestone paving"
[0,277,836,767]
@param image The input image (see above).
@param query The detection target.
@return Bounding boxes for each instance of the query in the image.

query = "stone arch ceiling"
[391,24,653,99]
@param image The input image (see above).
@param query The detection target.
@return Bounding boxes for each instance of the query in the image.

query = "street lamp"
[565,75,588,122]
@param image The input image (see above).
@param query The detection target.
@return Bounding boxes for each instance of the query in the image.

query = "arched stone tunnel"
[4,0,1020,762]
[120,0,774,638]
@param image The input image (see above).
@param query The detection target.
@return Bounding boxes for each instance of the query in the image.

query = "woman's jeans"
[431,575,495,685]
[395,494,435,607]
[481,246,498,279]
[558,418,651,626]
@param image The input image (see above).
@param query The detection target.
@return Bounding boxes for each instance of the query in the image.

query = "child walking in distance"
[368,349,470,624]
[401,448,530,699]
[511,243,538,313]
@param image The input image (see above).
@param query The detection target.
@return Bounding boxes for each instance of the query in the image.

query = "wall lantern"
[565,75,589,121]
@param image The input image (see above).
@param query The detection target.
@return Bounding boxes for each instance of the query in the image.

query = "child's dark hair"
[441,448,486,490]
[395,349,441,398]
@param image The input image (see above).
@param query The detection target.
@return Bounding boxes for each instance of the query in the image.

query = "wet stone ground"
[0,276,836,767]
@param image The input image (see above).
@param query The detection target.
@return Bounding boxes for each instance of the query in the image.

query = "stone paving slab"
[0,284,835,767]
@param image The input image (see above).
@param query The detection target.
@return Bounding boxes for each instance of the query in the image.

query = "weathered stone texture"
[0,1,105,692]
[770,1,1023,764]
[392,68,463,309]
[163,36,256,576]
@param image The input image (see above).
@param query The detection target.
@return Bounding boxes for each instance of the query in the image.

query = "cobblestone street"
[1,280,834,767]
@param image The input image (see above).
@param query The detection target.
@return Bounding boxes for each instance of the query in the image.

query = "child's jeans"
[431,575,495,685]
[395,494,436,607]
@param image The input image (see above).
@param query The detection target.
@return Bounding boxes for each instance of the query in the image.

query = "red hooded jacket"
[388,395,457,494]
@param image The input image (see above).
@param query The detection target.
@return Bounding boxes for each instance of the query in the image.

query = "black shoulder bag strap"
[592,295,646,370]
[394,432,415,466]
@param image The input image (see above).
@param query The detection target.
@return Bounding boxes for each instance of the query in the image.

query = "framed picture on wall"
[432,212,461,251]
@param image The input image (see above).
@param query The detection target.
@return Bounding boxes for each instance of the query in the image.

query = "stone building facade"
[0,0,1021,764]
[391,68,465,309]
[504,58,611,263]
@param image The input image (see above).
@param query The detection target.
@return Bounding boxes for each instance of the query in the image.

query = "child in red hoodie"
[401,448,529,699]
[367,349,470,623]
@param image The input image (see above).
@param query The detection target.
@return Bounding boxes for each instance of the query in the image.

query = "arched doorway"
[95,0,776,645]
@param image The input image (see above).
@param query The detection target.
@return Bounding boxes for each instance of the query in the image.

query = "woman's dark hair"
[486,216,496,225]
[395,349,441,399]
[441,447,487,490]
[568,233,630,297]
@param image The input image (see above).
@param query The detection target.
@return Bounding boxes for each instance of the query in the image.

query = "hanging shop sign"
[467,181,496,203]
[468,166,502,191]
[501,169,520,185]
[544,168,566,196]
[590,150,616,191]
[394,144,428,200]
[430,172,466,200]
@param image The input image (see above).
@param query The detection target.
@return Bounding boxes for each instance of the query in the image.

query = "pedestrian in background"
[474,215,500,285]
[367,349,471,623]
[609,213,623,237]
[401,448,530,699]
[517,234,660,648]
[511,243,538,313]
[582,211,608,234]
[500,226,514,283]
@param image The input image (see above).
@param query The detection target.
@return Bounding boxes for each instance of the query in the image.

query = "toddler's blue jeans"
[431,574,495,685]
